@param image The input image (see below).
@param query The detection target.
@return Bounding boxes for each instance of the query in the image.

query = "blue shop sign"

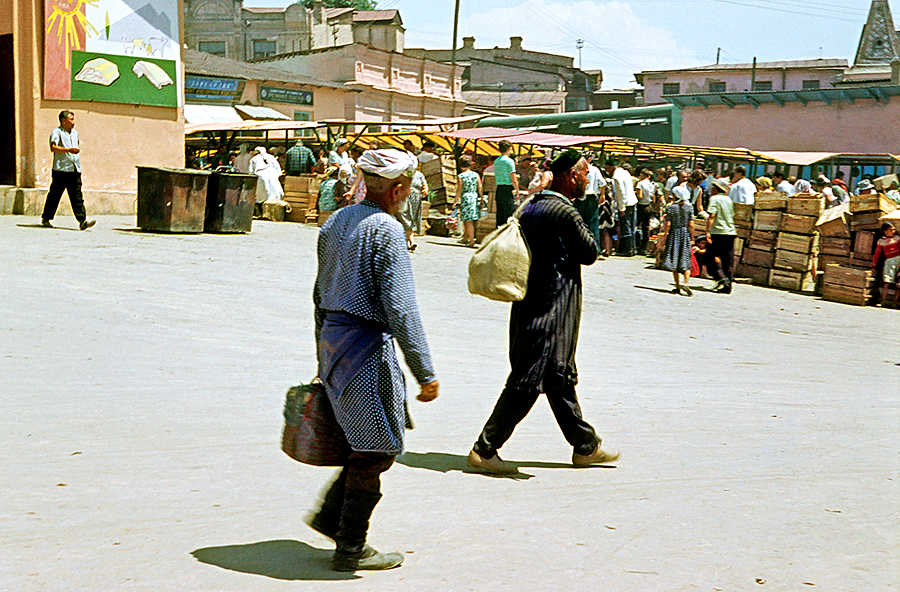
[260,86,314,106]
[185,77,244,103]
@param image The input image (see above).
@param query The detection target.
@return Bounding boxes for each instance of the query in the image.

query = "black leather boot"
[331,491,403,571]
[305,471,346,541]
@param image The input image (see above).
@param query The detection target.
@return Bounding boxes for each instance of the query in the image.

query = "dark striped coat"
[507,190,598,392]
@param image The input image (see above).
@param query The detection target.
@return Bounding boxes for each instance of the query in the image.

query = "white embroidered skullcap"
[356,149,418,179]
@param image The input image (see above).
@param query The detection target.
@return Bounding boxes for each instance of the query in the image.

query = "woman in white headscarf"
[249,146,284,203]
[234,144,253,173]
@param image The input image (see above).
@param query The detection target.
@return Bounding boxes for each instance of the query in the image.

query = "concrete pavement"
[1,215,897,591]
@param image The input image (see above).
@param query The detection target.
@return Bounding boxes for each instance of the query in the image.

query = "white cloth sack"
[468,199,532,302]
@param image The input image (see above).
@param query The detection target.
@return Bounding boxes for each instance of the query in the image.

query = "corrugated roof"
[640,58,848,76]
[463,90,566,109]
[184,49,347,90]
[353,10,401,23]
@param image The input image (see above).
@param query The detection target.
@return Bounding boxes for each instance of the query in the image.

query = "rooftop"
[183,48,348,90]
[636,58,849,83]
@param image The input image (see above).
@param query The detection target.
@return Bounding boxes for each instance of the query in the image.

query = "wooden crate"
[482,172,496,193]
[776,232,818,254]
[773,249,815,272]
[818,254,851,268]
[849,193,897,214]
[742,247,775,268]
[693,217,709,233]
[816,205,851,238]
[734,237,745,258]
[733,203,753,225]
[749,230,777,252]
[787,196,825,217]
[849,210,885,232]
[430,188,453,208]
[823,264,875,289]
[735,263,769,285]
[821,283,872,306]
[819,236,851,256]
[305,210,318,224]
[850,253,875,269]
[285,207,308,223]
[753,211,782,232]
[779,213,818,236]
[854,231,876,255]
[768,268,815,292]
[283,175,321,194]
[874,173,898,191]
[475,213,498,242]
[317,210,333,227]
[736,226,752,240]
[754,192,788,210]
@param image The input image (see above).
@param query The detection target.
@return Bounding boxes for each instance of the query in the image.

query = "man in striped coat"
[467,149,621,475]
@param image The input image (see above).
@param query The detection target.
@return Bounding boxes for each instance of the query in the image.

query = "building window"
[662,82,680,95]
[253,40,276,59]
[753,80,773,91]
[198,41,226,57]
[709,81,726,93]
[802,79,821,90]
[566,96,588,112]
[293,111,311,137]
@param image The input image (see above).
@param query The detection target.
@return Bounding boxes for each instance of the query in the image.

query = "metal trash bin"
[136,167,209,233]
[205,172,256,233]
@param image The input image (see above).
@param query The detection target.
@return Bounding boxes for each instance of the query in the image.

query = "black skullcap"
[548,148,582,175]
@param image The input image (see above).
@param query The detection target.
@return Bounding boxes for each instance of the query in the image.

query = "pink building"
[637,59,848,107]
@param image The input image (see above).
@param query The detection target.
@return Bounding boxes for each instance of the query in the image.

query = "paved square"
[2,216,897,591]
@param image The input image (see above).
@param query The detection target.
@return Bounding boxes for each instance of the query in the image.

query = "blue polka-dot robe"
[314,200,436,454]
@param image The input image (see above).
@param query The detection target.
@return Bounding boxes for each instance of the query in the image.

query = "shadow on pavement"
[633,285,679,295]
[397,451,616,479]
[16,223,79,231]
[191,539,359,581]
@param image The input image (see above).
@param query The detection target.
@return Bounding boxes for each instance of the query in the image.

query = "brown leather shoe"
[572,447,621,467]
[467,449,519,475]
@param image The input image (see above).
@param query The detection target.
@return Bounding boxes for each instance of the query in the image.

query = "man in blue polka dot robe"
[311,149,439,572]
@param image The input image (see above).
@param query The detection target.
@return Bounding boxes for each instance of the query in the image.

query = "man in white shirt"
[728,165,756,205]
[636,168,657,255]
[604,159,638,256]
[772,171,795,196]
[43,110,95,230]
[573,152,606,245]
[666,169,687,200]
[417,139,438,164]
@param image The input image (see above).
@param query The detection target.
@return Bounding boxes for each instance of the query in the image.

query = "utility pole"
[576,38,584,70]
[450,0,460,99]
[716,47,721,65]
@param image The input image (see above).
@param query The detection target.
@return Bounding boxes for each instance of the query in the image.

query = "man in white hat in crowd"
[310,149,439,572]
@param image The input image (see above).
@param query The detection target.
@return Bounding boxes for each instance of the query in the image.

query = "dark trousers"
[636,203,653,254]
[495,185,515,228]
[709,234,736,282]
[618,204,637,255]
[43,170,86,223]
[473,382,600,458]
[573,194,600,243]
[312,451,395,553]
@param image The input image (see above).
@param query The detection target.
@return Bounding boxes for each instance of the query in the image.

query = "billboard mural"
[44,0,179,107]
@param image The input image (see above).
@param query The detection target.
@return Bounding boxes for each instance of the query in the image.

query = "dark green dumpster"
[205,172,257,233]
[136,167,209,233]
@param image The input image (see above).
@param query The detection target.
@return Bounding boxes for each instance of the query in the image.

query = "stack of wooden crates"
[734,192,823,291]
[283,175,321,224]
[421,156,457,214]
[816,192,897,305]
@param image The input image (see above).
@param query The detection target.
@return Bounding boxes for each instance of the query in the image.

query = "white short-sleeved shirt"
[586,165,606,195]
[729,177,757,205]
[636,178,656,205]
[50,127,81,173]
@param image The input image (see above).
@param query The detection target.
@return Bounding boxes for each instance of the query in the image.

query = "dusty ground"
[1,215,897,591]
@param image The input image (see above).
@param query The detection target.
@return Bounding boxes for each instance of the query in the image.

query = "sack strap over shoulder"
[510,195,534,222]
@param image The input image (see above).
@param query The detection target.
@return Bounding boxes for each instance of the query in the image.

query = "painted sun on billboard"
[44,0,179,107]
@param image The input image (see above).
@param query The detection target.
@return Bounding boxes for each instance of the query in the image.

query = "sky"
[244,0,892,88]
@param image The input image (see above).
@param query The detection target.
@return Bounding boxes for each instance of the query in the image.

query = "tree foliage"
[298,0,378,10]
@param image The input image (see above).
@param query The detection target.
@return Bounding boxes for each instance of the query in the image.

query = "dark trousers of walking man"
[618,204,637,255]
[573,195,600,244]
[495,185,515,227]
[636,203,653,254]
[709,234,736,288]
[43,171,87,225]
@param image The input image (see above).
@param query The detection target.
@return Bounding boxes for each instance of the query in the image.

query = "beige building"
[4,0,185,216]
[185,0,404,61]
[406,36,598,116]
[257,44,464,128]
[183,48,348,125]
